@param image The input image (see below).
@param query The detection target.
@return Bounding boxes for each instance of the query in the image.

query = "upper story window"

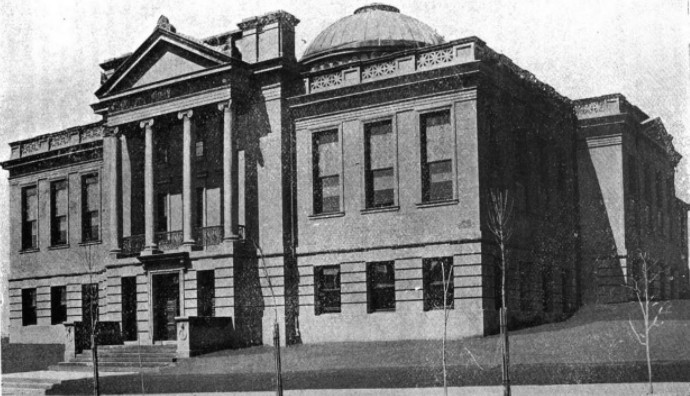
[157,193,169,232]
[628,154,638,198]
[51,286,67,325]
[21,186,38,250]
[195,140,205,158]
[22,288,37,326]
[367,261,395,312]
[313,129,341,214]
[421,111,453,202]
[644,166,653,204]
[82,174,100,242]
[364,120,395,208]
[315,265,341,315]
[51,180,68,246]
[655,171,663,209]
[423,257,454,311]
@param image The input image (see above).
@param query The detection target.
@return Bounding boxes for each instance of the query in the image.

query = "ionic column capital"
[104,126,120,137]
[139,118,155,129]
[177,109,194,120]
[217,100,233,112]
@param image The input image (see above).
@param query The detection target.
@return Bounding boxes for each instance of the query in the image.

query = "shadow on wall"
[234,252,265,347]
[1,337,64,373]
[578,146,627,304]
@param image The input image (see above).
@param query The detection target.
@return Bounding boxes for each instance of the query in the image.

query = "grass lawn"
[168,300,690,375]
[44,300,690,394]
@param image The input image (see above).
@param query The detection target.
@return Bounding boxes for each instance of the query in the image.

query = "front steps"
[49,344,177,373]
[2,377,57,395]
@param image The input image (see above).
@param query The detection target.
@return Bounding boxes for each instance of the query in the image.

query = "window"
[82,283,99,324]
[197,270,215,317]
[81,174,100,242]
[22,288,37,326]
[21,186,38,250]
[51,180,68,245]
[51,286,67,324]
[423,257,454,311]
[313,130,340,214]
[364,120,395,208]
[367,261,395,312]
[195,140,204,159]
[421,111,453,202]
[195,188,205,229]
[628,155,638,197]
[314,265,341,314]
[542,267,553,312]
[557,149,567,193]
[157,193,168,232]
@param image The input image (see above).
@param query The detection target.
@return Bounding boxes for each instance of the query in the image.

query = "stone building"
[575,94,690,304]
[1,5,687,357]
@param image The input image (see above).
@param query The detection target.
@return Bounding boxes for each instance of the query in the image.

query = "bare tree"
[626,252,666,395]
[248,237,283,396]
[487,190,514,396]
[78,244,100,396]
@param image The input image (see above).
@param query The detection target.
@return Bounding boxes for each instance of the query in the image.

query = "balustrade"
[194,226,224,247]
[121,234,145,256]
[155,230,184,251]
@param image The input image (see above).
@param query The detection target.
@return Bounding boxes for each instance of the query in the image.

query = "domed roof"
[301,4,444,67]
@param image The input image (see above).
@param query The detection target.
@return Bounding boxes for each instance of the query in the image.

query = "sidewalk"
[70,383,690,395]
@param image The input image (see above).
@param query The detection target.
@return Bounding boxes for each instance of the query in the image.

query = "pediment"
[98,30,230,97]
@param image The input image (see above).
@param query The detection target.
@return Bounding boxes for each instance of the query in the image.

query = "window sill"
[79,240,102,246]
[309,211,345,220]
[48,244,70,251]
[19,248,39,254]
[368,308,396,314]
[361,206,399,215]
[315,310,341,316]
[415,199,459,209]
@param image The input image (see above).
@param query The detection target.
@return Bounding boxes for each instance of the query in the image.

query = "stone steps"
[48,344,178,373]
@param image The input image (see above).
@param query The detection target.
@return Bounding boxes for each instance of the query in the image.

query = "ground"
[4,300,690,394]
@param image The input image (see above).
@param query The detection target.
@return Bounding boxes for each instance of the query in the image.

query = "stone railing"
[121,234,145,257]
[9,122,105,161]
[156,230,184,251]
[304,41,478,94]
[194,226,224,247]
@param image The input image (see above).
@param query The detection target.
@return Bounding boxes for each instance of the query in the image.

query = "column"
[140,118,156,253]
[179,109,195,247]
[105,127,121,254]
[219,101,237,241]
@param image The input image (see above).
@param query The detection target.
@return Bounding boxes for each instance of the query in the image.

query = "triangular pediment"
[98,29,231,97]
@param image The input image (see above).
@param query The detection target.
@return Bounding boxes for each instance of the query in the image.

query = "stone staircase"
[2,376,58,395]
[49,344,178,373]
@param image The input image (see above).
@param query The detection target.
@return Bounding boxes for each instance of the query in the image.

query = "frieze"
[237,11,300,31]
[81,126,104,142]
[50,132,70,149]
[105,71,231,113]
[21,140,42,156]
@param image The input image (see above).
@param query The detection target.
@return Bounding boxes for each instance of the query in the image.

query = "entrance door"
[121,277,137,341]
[152,273,180,341]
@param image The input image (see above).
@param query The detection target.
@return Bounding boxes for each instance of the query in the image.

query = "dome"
[301,4,444,69]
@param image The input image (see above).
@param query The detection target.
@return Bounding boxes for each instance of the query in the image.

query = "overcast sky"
[0,0,688,328]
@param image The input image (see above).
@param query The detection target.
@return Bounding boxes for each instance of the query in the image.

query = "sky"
[0,0,689,333]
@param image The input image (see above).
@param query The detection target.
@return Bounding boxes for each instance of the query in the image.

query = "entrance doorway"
[121,277,137,341]
[152,273,180,341]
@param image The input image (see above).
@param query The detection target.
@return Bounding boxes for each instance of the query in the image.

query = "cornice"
[237,11,300,31]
